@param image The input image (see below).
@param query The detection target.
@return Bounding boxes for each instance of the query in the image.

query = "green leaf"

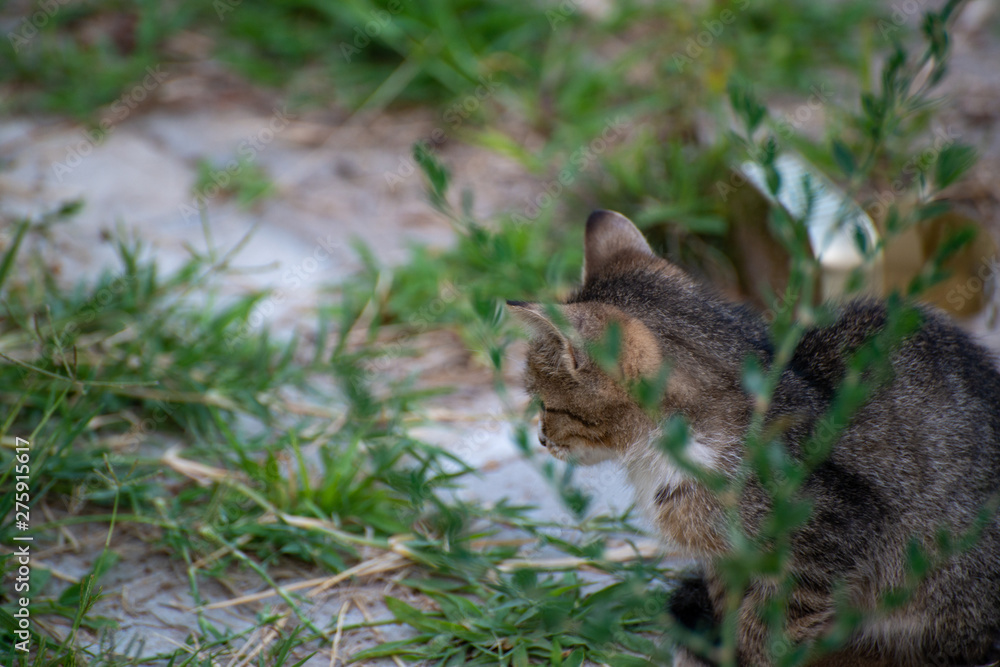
[415,142,452,213]
[930,225,977,266]
[0,606,24,634]
[349,635,436,661]
[402,578,469,593]
[741,358,769,399]
[430,591,485,620]
[550,638,563,666]
[906,540,933,578]
[727,78,766,135]
[934,144,977,190]
[852,223,870,256]
[384,596,483,641]
[0,220,29,293]
[512,643,530,667]
[58,549,120,607]
[637,205,727,235]
[831,140,856,177]
[913,201,952,222]
[564,648,586,667]
[765,164,782,196]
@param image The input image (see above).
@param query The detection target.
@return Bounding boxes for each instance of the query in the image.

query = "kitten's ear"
[505,301,579,371]
[584,210,654,282]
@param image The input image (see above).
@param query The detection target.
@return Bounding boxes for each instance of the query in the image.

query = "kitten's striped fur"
[508,210,1000,666]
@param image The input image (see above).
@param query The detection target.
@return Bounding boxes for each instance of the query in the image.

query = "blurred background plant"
[1,0,998,664]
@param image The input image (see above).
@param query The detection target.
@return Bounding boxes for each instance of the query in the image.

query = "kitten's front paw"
[667,574,721,666]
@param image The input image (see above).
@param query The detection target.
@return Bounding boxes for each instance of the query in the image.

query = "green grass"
[193,156,276,209]
[0,210,667,665]
[1,0,885,115]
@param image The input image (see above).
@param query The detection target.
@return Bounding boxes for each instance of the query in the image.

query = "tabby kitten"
[508,210,1000,666]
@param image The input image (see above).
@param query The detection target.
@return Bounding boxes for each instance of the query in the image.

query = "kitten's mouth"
[539,432,614,465]
[539,432,571,460]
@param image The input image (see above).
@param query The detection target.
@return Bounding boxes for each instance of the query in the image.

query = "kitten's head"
[507,210,673,465]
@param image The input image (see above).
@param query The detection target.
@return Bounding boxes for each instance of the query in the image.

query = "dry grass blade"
[162,446,246,486]
[329,600,352,667]
[227,617,289,667]
[200,552,409,611]
[192,534,253,569]
[112,386,243,411]
[497,540,669,572]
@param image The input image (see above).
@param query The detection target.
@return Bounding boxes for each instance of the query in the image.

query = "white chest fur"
[622,430,722,518]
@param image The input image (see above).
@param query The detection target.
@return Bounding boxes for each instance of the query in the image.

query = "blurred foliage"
[193,155,275,208]
[2,0,882,112]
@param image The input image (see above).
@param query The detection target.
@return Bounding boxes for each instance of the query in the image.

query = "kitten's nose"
[538,432,550,448]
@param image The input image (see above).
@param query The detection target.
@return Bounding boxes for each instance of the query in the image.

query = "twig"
[229,619,288,667]
[497,541,669,572]
[191,534,253,570]
[162,447,247,486]
[201,552,408,610]
[163,448,388,549]
[330,600,351,667]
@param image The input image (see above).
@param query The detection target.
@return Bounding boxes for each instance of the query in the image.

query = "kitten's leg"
[735,583,836,667]
[668,574,720,667]
[655,481,728,555]
[735,591,774,667]
[669,574,717,635]
[737,585,897,667]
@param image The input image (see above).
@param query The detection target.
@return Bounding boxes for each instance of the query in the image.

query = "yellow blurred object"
[739,153,880,302]
[730,154,996,317]
[882,213,998,317]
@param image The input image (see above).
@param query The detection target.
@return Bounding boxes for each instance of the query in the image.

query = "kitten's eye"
[539,401,546,414]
